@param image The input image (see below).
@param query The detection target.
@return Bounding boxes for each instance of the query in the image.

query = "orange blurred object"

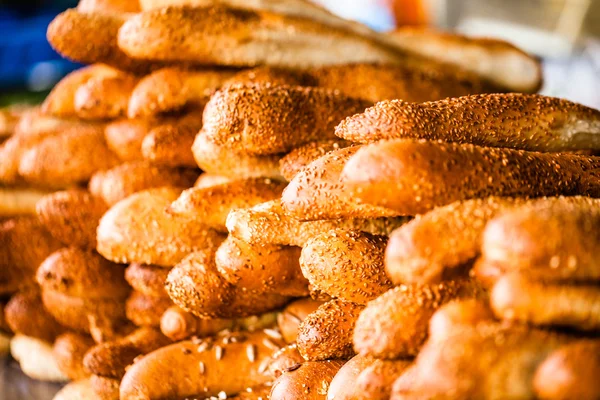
[386,0,429,26]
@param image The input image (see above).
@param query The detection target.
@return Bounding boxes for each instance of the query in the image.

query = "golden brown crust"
[97,188,225,267]
[534,340,600,400]
[336,94,600,151]
[53,378,102,400]
[353,279,486,359]
[0,187,52,217]
[215,236,309,297]
[41,64,118,118]
[341,139,600,215]
[141,111,203,167]
[89,375,120,400]
[74,70,139,120]
[480,196,600,283]
[385,197,524,284]
[267,344,304,379]
[491,273,600,332]
[0,105,30,138]
[223,66,309,88]
[77,0,140,13]
[202,83,371,155]
[194,173,233,188]
[192,131,283,179]
[14,108,98,137]
[36,247,129,299]
[277,298,324,344]
[84,327,171,379]
[10,334,69,382]
[230,383,273,399]
[166,249,290,318]
[297,299,364,361]
[279,139,351,181]
[328,355,376,400]
[355,359,413,400]
[117,6,402,68]
[128,67,236,118]
[0,216,62,294]
[159,306,234,341]
[124,263,169,297]
[125,291,172,327]
[300,230,392,304]
[36,189,108,249]
[428,299,495,343]
[281,146,400,220]
[168,177,286,231]
[53,332,95,380]
[104,118,160,162]
[41,289,127,333]
[270,360,345,400]
[5,291,65,343]
[227,200,408,247]
[19,126,120,188]
[119,330,284,399]
[89,161,199,206]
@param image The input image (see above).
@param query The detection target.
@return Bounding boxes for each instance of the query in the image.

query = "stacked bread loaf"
[7,0,598,398]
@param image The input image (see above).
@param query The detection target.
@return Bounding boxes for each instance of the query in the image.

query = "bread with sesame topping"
[52,332,95,380]
[277,298,324,344]
[202,84,371,155]
[281,146,400,220]
[89,162,199,206]
[84,327,171,379]
[300,230,393,304]
[271,360,345,400]
[192,132,283,179]
[119,330,285,399]
[168,178,286,232]
[128,67,236,118]
[74,69,139,120]
[0,187,51,217]
[327,355,377,400]
[385,197,525,285]
[125,263,170,297]
[36,247,129,299]
[5,291,66,343]
[297,299,364,361]
[125,291,172,327]
[279,139,351,181]
[96,188,225,267]
[227,200,408,247]
[353,279,486,359]
[104,118,159,162]
[36,189,108,249]
[341,139,600,215]
[336,94,600,152]
[352,359,413,400]
[478,196,600,283]
[89,375,120,400]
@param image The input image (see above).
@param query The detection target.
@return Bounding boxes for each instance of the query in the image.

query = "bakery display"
[0,0,598,398]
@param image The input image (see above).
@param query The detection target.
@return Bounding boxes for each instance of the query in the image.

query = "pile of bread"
[1,0,599,399]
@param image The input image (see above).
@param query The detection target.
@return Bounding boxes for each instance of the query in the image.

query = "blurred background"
[0,0,599,107]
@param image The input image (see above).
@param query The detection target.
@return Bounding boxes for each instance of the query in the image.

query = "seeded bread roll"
[104,118,160,162]
[5,291,65,343]
[353,279,486,359]
[125,291,172,327]
[53,332,95,380]
[89,161,199,206]
[0,187,51,217]
[534,340,600,400]
[169,178,286,232]
[125,263,169,297]
[336,94,600,152]
[128,67,236,117]
[327,355,376,400]
[341,139,600,215]
[385,197,524,284]
[491,273,600,332]
[41,64,118,118]
[279,139,351,181]
[354,359,413,400]
[97,188,225,267]
[166,249,290,319]
[192,132,283,179]
[11,335,68,382]
[119,330,285,399]
[117,6,403,68]
[270,360,345,400]
[36,189,108,249]
[479,196,600,283]
[281,146,399,220]
[84,327,171,379]
[300,230,392,304]
[0,216,62,294]
[202,83,371,155]
[19,126,120,188]
[267,344,305,379]
[297,299,364,361]
[37,247,129,299]
[75,70,139,120]
[227,200,407,247]
[277,298,324,344]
